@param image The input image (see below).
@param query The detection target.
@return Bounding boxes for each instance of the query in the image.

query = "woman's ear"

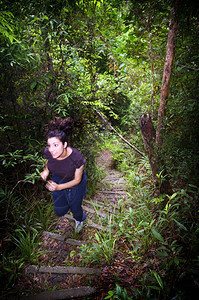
[64,142,67,148]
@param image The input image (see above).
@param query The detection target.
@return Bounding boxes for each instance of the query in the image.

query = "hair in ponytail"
[45,117,73,144]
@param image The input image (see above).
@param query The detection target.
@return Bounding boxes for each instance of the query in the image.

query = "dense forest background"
[0,0,198,299]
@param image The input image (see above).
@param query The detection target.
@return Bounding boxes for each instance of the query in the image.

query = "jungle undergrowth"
[0,134,198,299]
[97,135,199,299]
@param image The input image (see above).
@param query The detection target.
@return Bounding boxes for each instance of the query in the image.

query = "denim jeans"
[51,170,87,222]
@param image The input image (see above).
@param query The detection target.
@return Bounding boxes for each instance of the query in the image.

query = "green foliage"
[161,6,199,187]
[0,150,23,168]
[0,186,21,223]
[0,254,24,291]
[0,11,16,43]
[102,139,199,299]
[80,215,117,264]
[34,201,55,231]
[0,150,45,178]
[0,0,198,298]
[11,227,41,263]
[105,283,132,300]
[0,186,54,290]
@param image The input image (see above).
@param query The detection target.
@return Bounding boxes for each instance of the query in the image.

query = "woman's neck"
[57,147,72,160]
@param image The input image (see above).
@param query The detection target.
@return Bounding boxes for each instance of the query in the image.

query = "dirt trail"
[18,150,129,299]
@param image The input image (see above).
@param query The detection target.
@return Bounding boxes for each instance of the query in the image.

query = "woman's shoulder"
[70,147,86,166]
[70,147,83,157]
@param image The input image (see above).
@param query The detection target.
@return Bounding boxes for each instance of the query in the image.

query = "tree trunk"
[140,3,178,196]
[139,113,159,193]
[156,5,178,148]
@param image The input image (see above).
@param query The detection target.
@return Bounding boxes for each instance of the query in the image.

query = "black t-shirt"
[44,147,86,181]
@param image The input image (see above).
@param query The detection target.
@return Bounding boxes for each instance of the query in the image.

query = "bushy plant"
[34,201,55,231]
[80,215,117,265]
[0,254,24,291]
[105,283,132,300]
[11,227,41,264]
[104,137,199,299]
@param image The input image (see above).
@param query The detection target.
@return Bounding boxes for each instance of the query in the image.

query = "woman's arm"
[45,165,84,192]
[40,161,50,180]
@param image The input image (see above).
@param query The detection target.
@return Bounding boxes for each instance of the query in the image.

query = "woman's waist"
[52,169,86,184]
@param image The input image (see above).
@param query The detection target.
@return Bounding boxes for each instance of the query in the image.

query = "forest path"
[21,149,129,299]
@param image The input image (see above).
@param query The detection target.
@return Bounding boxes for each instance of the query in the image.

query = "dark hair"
[45,117,73,144]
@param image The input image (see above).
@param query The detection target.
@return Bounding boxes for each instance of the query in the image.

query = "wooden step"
[87,220,108,231]
[21,286,96,299]
[63,214,108,231]
[84,199,116,214]
[82,204,107,217]
[97,190,127,194]
[43,231,86,246]
[26,265,101,275]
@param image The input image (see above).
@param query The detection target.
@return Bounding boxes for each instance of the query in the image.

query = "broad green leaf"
[151,227,165,243]
[152,271,164,289]
[173,219,187,231]
[30,81,37,90]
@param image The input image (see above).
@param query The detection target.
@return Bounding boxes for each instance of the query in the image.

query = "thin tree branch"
[94,108,145,157]
[178,64,199,71]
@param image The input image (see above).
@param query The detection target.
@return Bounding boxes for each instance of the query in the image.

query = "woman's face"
[47,137,67,159]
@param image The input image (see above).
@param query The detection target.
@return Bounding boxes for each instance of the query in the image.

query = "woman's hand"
[45,180,59,191]
[40,169,49,180]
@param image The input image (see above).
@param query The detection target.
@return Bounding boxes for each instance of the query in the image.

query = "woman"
[40,117,87,233]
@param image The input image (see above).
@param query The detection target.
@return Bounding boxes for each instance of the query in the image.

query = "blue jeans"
[51,170,87,222]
